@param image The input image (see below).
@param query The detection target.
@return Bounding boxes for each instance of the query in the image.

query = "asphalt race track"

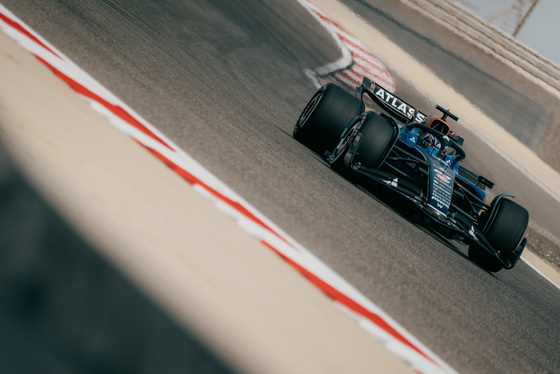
[2,0,560,373]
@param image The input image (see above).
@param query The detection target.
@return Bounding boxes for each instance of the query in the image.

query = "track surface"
[3,0,559,373]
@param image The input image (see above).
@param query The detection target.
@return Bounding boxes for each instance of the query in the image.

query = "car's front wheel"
[469,198,529,272]
[351,112,398,169]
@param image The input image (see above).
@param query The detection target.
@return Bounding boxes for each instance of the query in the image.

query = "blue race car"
[294,77,529,272]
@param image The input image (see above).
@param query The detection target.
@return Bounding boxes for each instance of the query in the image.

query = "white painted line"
[522,257,560,292]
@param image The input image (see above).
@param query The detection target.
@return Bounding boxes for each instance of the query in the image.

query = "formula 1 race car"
[293,77,529,272]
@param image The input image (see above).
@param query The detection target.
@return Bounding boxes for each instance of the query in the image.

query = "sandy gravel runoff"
[0,22,415,374]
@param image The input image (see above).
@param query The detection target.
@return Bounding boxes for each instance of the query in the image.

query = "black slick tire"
[469,198,529,272]
[293,83,362,156]
[352,112,397,169]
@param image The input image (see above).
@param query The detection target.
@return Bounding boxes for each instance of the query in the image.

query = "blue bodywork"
[332,78,525,269]
[392,125,487,218]
[295,77,529,270]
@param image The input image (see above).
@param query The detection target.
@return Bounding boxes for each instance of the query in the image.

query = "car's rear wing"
[359,77,464,146]
[359,77,425,123]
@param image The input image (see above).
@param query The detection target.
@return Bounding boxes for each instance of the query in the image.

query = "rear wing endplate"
[360,77,426,124]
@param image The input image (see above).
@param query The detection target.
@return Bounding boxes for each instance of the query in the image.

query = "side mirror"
[478,175,495,190]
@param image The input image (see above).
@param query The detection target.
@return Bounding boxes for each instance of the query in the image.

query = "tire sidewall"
[352,112,397,169]
[485,198,529,259]
[294,84,362,155]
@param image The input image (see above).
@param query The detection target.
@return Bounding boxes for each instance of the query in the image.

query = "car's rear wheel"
[293,83,362,156]
[351,112,397,169]
[468,198,529,272]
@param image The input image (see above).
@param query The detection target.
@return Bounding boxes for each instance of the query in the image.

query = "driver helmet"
[422,132,440,150]
[421,116,450,152]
